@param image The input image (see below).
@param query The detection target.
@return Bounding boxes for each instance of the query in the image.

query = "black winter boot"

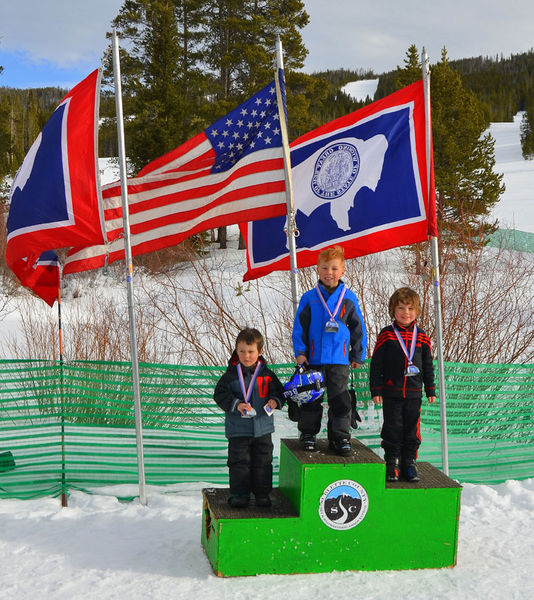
[385,455,400,482]
[300,433,317,452]
[329,438,352,456]
[228,494,250,508]
[402,458,420,482]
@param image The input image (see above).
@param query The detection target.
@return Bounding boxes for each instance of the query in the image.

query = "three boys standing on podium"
[214,245,436,507]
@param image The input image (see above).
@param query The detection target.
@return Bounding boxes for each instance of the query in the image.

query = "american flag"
[64,75,288,274]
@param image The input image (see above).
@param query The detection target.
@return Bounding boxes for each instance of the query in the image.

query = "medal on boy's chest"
[392,324,420,376]
[237,362,261,417]
[325,319,339,332]
[316,285,345,333]
[405,363,420,376]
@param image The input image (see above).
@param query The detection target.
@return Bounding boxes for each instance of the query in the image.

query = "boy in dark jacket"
[370,287,436,482]
[292,245,367,455]
[214,328,284,508]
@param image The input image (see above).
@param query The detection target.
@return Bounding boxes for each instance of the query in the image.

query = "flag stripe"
[64,75,288,274]
[64,191,285,273]
[103,162,285,230]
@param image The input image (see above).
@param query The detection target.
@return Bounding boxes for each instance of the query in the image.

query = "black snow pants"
[227,433,273,497]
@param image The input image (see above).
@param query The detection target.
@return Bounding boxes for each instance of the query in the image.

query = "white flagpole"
[274,36,299,316]
[422,48,449,476]
[112,29,148,505]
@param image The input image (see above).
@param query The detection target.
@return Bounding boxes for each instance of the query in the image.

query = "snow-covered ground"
[489,113,534,232]
[341,78,379,102]
[1,477,533,599]
[1,103,534,597]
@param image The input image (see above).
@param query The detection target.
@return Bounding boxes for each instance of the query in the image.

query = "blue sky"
[2,0,534,89]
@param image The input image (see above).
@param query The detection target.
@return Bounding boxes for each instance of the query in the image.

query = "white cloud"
[2,1,123,66]
[2,0,534,85]
[301,0,534,73]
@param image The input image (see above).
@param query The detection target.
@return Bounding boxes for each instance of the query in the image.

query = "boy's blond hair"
[388,287,422,320]
[235,327,264,353]
[317,245,345,266]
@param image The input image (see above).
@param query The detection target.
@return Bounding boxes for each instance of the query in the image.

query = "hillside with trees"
[2,40,533,187]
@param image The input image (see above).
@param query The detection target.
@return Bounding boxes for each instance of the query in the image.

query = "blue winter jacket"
[213,353,285,439]
[292,281,367,365]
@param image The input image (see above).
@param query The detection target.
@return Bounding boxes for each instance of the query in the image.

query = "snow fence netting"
[0,359,533,499]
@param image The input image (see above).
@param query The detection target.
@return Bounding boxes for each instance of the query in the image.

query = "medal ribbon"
[392,323,418,367]
[315,285,346,323]
[237,362,262,405]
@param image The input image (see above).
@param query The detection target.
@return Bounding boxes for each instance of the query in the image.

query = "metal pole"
[112,29,147,505]
[274,36,299,316]
[422,48,449,475]
[57,271,67,507]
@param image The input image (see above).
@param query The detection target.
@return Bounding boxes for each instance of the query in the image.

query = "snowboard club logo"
[318,479,369,530]
[310,142,360,200]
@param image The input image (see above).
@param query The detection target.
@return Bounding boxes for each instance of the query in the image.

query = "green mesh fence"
[351,362,534,485]
[0,359,533,500]
[487,228,534,253]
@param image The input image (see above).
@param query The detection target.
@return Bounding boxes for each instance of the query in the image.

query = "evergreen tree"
[430,48,504,242]
[0,95,11,189]
[202,0,308,99]
[396,43,421,88]
[110,0,209,172]
[520,103,534,158]
[395,46,505,244]
[199,0,312,246]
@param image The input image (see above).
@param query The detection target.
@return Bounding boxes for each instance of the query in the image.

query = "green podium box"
[201,438,461,577]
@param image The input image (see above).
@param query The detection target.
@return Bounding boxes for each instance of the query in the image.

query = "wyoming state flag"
[5,69,105,303]
[241,80,437,280]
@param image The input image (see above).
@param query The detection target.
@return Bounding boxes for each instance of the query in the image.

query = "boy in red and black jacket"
[370,287,436,482]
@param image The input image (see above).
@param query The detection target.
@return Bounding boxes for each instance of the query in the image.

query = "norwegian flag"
[240,80,437,280]
[5,69,105,301]
[64,75,288,274]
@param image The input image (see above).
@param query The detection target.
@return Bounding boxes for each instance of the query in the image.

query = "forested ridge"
[2,48,533,186]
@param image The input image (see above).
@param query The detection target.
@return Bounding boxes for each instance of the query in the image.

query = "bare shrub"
[372,241,534,364]
[137,248,296,366]
[6,288,171,363]
[135,239,534,366]
[3,232,533,366]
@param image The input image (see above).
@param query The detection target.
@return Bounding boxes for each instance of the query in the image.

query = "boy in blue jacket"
[292,246,367,455]
[214,328,284,508]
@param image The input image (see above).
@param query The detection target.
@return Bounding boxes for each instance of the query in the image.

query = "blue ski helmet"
[284,369,325,405]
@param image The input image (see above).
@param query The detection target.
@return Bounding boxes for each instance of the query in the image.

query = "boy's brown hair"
[388,287,421,320]
[235,327,264,353]
[317,245,345,266]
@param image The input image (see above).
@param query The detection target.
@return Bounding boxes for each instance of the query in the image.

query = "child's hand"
[372,395,382,405]
[266,399,278,410]
[237,402,250,415]
[351,362,361,369]
[296,354,307,366]
[427,396,436,404]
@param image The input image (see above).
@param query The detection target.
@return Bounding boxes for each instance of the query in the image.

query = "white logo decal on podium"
[318,479,369,530]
